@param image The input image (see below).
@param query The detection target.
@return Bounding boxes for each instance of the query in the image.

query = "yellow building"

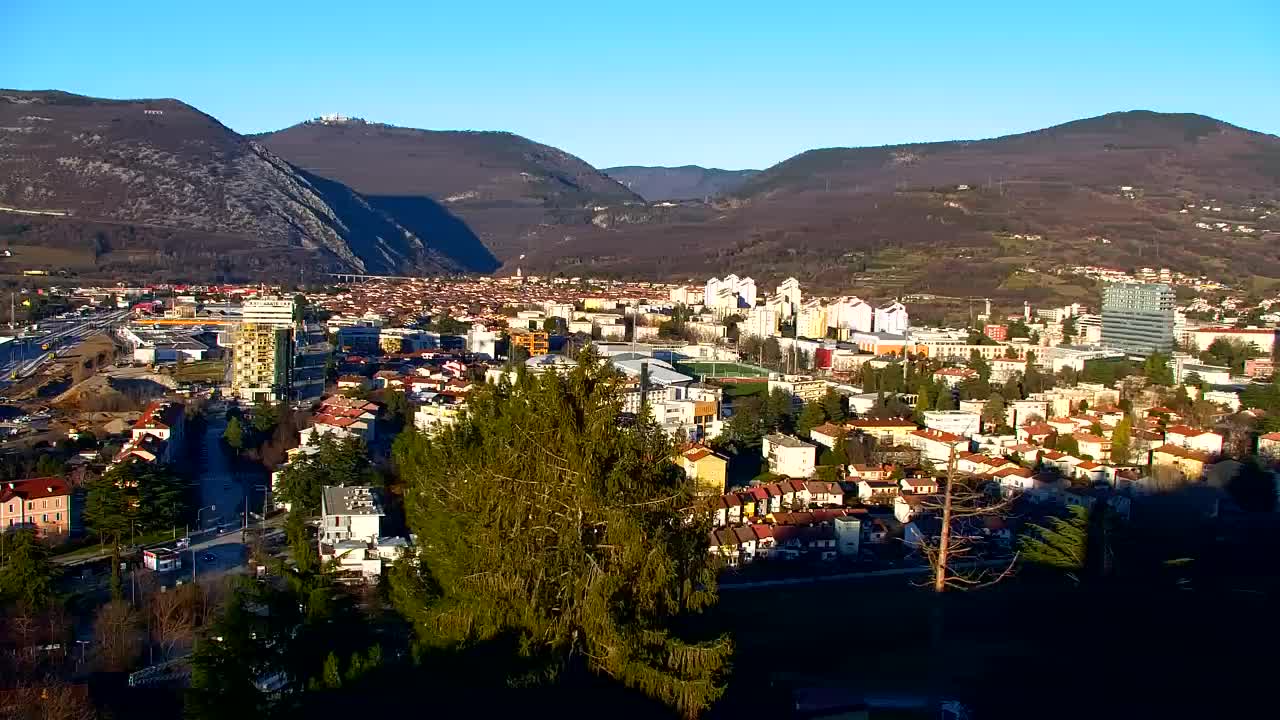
[796,300,827,340]
[1152,444,1210,480]
[678,446,728,496]
[231,323,293,402]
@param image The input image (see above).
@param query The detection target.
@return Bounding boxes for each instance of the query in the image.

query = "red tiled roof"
[0,477,72,502]
[911,428,964,443]
[1165,425,1215,438]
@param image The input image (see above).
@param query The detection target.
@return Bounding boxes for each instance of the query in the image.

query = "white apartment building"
[874,302,909,335]
[742,305,778,339]
[762,434,816,478]
[922,410,981,438]
[319,486,384,546]
[242,297,298,329]
[775,277,802,318]
[467,323,497,358]
[827,296,874,334]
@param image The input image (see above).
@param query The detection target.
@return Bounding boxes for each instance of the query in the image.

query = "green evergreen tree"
[821,388,846,422]
[932,383,955,411]
[797,400,827,438]
[0,528,60,611]
[84,474,135,600]
[391,351,730,716]
[914,382,932,418]
[1018,505,1089,584]
[982,392,1007,428]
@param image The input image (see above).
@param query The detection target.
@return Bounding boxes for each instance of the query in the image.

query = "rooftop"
[765,434,815,449]
[321,486,385,516]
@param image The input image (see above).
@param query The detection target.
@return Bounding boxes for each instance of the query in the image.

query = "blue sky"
[7,0,1278,169]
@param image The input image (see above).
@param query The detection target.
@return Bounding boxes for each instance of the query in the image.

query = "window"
[42,514,47,522]
[56,513,61,521]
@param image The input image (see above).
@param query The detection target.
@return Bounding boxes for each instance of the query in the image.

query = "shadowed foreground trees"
[391,351,730,717]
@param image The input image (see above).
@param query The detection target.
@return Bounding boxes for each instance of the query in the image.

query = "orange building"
[510,330,549,357]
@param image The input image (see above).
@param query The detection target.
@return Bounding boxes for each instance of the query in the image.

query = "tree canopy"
[1018,505,1089,584]
[390,352,730,716]
[275,434,377,515]
[0,528,60,611]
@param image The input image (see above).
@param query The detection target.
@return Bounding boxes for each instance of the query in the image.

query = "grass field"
[677,361,771,379]
[171,359,227,383]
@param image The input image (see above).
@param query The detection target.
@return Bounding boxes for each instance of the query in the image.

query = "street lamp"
[193,504,215,583]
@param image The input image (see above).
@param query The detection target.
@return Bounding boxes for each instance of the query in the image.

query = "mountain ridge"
[0,89,476,279]
[3,92,1277,295]
[603,165,760,201]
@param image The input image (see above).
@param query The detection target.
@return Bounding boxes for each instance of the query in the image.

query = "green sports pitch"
[676,361,771,379]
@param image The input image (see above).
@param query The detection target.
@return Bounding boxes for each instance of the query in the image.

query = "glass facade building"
[1100,283,1175,355]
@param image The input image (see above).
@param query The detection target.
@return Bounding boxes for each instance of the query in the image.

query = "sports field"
[676,360,771,379]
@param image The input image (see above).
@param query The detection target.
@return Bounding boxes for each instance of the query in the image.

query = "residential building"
[242,296,299,329]
[1100,283,1175,355]
[510,330,549,357]
[1188,327,1279,355]
[763,434,816,478]
[908,428,967,464]
[846,418,918,447]
[1152,444,1211,480]
[827,296,874,334]
[922,410,981,438]
[678,446,728,496]
[1163,425,1224,456]
[775,277,802,318]
[127,400,187,464]
[467,323,498,358]
[984,324,1008,341]
[704,275,757,314]
[808,422,846,449]
[796,299,827,340]
[874,301,909,334]
[833,515,861,557]
[319,486,384,546]
[231,323,294,402]
[857,480,900,505]
[742,304,778,339]
[768,375,827,404]
[1073,433,1111,460]
[414,402,463,436]
[1244,358,1275,379]
[0,477,74,536]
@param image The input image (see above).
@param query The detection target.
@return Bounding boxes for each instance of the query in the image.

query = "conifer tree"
[391,351,730,716]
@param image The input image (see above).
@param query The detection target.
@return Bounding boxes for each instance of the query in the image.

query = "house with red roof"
[908,428,968,463]
[1,477,74,537]
[1163,425,1224,456]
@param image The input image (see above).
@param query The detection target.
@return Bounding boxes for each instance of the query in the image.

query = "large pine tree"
[391,352,730,716]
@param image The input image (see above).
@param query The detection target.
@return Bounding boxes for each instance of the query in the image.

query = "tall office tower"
[1100,283,1175,355]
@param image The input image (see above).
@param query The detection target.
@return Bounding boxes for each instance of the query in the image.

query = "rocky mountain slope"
[603,165,759,201]
[256,120,640,265]
[0,90,470,279]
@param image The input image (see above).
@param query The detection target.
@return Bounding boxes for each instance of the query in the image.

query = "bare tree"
[0,680,95,720]
[146,582,199,661]
[917,444,1020,593]
[92,600,141,672]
